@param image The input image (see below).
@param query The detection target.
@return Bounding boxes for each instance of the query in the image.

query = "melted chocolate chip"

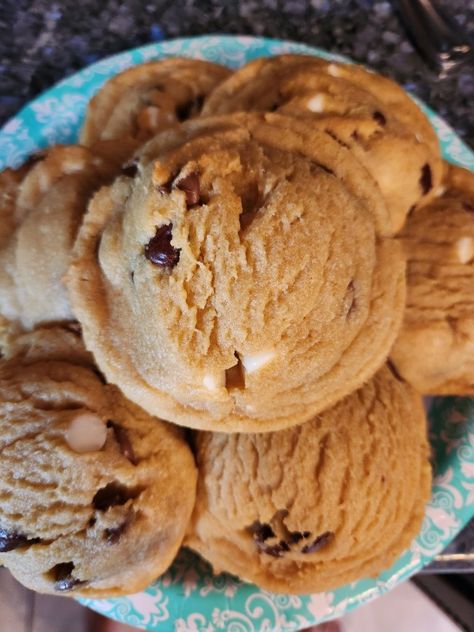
[144,224,180,269]
[0,528,39,552]
[104,520,129,545]
[373,111,386,126]
[301,531,334,554]
[92,482,141,511]
[176,95,204,121]
[107,421,138,465]
[176,171,201,207]
[51,562,86,592]
[420,164,433,195]
[248,521,275,542]
[121,158,139,178]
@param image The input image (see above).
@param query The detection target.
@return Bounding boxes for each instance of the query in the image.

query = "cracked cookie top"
[0,326,196,598]
[186,364,431,594]
[67,113,406,432]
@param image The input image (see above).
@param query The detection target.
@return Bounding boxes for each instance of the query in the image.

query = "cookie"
[80,58,232,150]
[0,146,117,330]
[203,55,442,233]
[67,113,405,433]
[0,326,197,597]
[391,164,474,394]
[186,365,431,594]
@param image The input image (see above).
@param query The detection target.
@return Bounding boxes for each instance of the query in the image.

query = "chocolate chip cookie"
[0,326,197,597]
[80,58,232,150]
[0,146,117,330]
[391,164,474,394]
[186,364,431,594]
[67,113,405,432]
[203,55,442,233]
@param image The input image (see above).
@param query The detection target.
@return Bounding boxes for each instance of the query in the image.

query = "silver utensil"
[395,0,474,77]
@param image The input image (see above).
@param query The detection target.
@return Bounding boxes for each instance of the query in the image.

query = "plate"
[1,35,473,632]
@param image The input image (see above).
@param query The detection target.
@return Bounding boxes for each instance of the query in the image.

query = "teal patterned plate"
[1,35,473,631]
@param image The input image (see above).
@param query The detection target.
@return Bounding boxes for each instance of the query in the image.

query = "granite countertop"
[0,0,473,573]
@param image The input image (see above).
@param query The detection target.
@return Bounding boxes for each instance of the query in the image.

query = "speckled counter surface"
[0,0,473,573]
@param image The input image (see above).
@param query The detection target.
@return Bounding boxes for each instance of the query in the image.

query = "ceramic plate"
[1,35,473,632]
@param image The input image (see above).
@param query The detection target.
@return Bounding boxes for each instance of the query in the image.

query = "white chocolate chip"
[433,185,446,198]
[241,350,276,375]
[203,372,225,391]
[326,63,341,77]
[65,413,107,453]
[307,94,325,113]
[456,237,473,264]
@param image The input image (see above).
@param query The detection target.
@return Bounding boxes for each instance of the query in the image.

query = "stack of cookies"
[0,54,472,598]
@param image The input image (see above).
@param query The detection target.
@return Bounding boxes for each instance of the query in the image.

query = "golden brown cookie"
[0,326,197,598]
[391,164,474,394]
[0,146,117,330]
[80,58,232,150]
[186,365,431,594]
[67,113,405,433]
[203,55,442,233]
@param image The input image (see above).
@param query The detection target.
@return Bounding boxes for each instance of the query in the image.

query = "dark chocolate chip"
[420,164,433,195]
[301,531,334,554]
[289,530,306,544]
[248,521,275,542]
[176,95,204,121]
[130,270,135,283]
[0,528,39,552]
[156,181,172,195]
[260,543,285,557]
[51,562,86,592]
[107,421,138,465]
[176,171,201,207]
[373,111,386,126]
[92,482,141,511]
[259,540,291,557]
[144,224,180,269]
[121,158,139,178]
[104,520,129,545]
